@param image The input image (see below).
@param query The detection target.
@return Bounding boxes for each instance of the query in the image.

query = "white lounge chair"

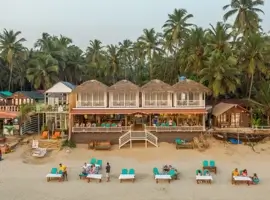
[119,174,135,183]
[86,174,102,183]
[154,175,172,183]
[196,175,213,184]
[32,148,47,158]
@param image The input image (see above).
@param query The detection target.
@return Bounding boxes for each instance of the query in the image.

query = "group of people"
[81,162,111,182]
[232,168,259,184]
[197,169,211,176]
[163,165,178,173]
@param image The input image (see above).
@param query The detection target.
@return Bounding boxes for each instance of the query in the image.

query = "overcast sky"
[0,0,269,50]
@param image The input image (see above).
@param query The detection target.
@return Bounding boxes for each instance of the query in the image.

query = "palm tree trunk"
[248,73,254,99]
[8,64,13,91]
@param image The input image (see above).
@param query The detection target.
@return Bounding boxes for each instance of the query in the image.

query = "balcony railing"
[0,105,19,112]
[145,126,205,132]
[72,126,131,133]
[36,104,69,113]
[111,100,137,107]
[175,100,205,107]
[144,100,170,107]
[76,101,105,107]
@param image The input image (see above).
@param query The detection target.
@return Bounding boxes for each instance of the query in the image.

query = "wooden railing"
[110,100,137,107]
[0,105,19,112]
[145,125,205,132]
[76,101,106,107]
[72,126,131,133]
[175,100,205,108]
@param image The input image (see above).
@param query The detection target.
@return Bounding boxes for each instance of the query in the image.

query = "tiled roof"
[13,91,44,100]
[0,91,13,98]
[61,82,76,89]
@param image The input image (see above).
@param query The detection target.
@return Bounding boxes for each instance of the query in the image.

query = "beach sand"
[0,139,270,200]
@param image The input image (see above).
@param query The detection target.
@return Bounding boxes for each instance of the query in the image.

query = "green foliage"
[62,139,76,148]
[252,118,261,126]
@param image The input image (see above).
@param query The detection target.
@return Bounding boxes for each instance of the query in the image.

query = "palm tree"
[0,29,26,91]
[106,45,120,83]
[138,28,163,79]
[223,0,264,35]
[27,53,59,89]
[163,8,194,45]
[119,39,133,79]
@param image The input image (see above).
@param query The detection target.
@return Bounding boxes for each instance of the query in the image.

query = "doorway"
[131,113,146,131]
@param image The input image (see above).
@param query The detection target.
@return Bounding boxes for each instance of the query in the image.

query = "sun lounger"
[155,175,172,183]
[232,176,252,185]
[203,160,217,174]
[97,160,102,168]
[86,174,102,183]
[196,175,213,184]
[153,167,160,177]
[119,174,135,183]
[32,148,47,157]
[90,158,97,165]
[46,168,62,182]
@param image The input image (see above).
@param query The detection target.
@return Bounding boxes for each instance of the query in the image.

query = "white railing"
[145,130,158,147]
[0,105,20,112]
[252,126,270,130]
[72,126,131,133]
[144,100,170,107]
[111,100,137,107]
[175,100,205,107]
[145,126,205,132]
[76,101,105,107]
[119,131,131,148]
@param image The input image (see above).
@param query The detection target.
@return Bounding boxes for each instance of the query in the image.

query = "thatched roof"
[141,79,173,92]
[172,79,211,93]
[108,80,140,92]
[73,80,108,93]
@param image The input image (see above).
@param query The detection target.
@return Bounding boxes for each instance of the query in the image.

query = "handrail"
[145,125,204,132]
[119,131,131,149]
[145,130,158,147]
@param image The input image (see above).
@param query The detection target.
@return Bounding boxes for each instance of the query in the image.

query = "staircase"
[21,114,44,135]
[119,130,158,149]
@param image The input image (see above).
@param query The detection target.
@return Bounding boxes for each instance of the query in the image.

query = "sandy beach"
[0,139,270,200]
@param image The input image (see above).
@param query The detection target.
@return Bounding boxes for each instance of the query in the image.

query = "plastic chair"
[203,169,209,175]
[172,122,176,126]
[196,169,202,175]
[105,123,110,128]
[51,168,58,174]
[202,160,208,167]
[129,168,135,175]
[169,169,176,176]
[90,158,96,165]
[253,178,260,184]
[210,160,215,167]
[111,123,117,127]
[153,167,159,175]
[97,160,102,167]
[101,123,106,127]
[175,138,182,145]
[121,168,128,175]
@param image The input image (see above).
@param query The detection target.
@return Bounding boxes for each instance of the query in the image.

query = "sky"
[0,0,269,50]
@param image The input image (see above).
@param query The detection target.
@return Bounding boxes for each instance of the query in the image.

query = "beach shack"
[212,102,251,128]
[41,81,75,130]
[69,78,210,147]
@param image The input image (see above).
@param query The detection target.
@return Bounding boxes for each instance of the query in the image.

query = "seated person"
[197,170,202,176]
[233,168,239,176]
[252,173,260,184]
[242,169,248,176]
[89,164,97,174]
[168,119,173,126]
[163,165,169,172]
[82,163,89,175]
[205,171,211,176]
[92,123,96,127]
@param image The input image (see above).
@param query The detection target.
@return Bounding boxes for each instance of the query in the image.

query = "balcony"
[0,105,19,112]
[144,100,170,107]
[145,126,205,132]
[76,101,105,108]
[72,126,131,133]
[36,104,69,113]
[175,100,205,108]
[110,100,137,107]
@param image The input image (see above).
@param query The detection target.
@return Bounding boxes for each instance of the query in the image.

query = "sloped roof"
[0,91,13,98]
[108,80,140,91]
[172,79,211,93]
[141,79,173,92]
[212,102,249,117]
[45,82,75,93]
[0,112,18,119]
[73,80,108,93]
[11,91,44,100]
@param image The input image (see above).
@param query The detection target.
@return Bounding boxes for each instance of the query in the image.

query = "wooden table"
[155,175,172,183]
[86,174,102,183]
[46,174,62,182]
[232,176,252,185]
[119,174,135,183]
[196,175,213,184]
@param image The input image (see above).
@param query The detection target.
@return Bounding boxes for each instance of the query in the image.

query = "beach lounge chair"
[232,175,252,185]
[52,131,61,139]
[253,178,260,185]
[79,172,88,179]
[155,174,172,183]
[90,158,97,165]
[202,160,208,167]
[153,167,160,177]
[119,168,135,183]
[196,169,201,175]
[196,173,213,184]
[97,160,102,168]
[86,174,103,183]
[46,167,62,182]
[202,160,217,174]
[210,160,215,167]
[203,169,210,175]
[41,131,48,139]
[169,169,178,180]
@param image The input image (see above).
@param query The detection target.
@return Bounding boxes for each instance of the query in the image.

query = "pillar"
[202,114,205,131]
[125,115,127,126]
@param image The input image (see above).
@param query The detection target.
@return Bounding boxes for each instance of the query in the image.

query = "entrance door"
[132,114,146,130]
[231,113,240,127]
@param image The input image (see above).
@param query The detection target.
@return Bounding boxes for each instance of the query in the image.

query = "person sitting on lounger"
[242,169,248,176]
[89,164,97,174]
[197,170,202,176]
[205,171,210,176]
[82,163,88,175]
[251,173,259,185]
[233,168,239,176]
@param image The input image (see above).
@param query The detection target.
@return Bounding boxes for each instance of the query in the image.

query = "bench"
[86,174,102,183]
[155,175,172,183]
[119,174,135,183]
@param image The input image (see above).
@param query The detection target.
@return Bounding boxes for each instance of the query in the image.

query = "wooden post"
[130,140,132,148]
[125,115,127,126]
[149,114,152,126]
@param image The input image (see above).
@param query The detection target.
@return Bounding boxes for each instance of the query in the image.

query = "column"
[202,114,205,131]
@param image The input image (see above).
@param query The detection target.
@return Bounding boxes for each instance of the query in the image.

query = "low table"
[155,175,172,183]
[196,175,213,184]
[232,176,252,185]
[86,174,102,183]
[203,166,217,174]
[119,174,135,183]
[46,174,62,182]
